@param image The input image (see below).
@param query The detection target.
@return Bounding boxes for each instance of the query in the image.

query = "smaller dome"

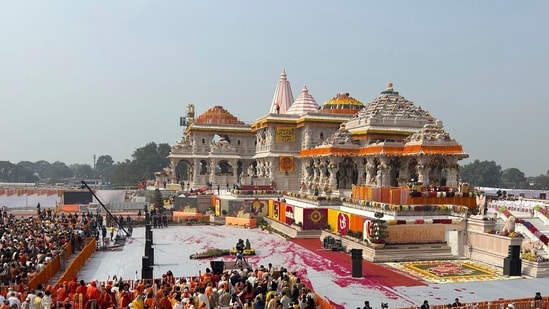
[320,92,364,115]
[286,85,319,115]
[322,124,359,146]
[194,105,245,125]
[405,121,454,143]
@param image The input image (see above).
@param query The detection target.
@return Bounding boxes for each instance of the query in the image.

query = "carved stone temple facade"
[166,71,468,193]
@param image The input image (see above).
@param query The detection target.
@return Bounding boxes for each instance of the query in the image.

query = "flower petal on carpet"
[385,260,521,283]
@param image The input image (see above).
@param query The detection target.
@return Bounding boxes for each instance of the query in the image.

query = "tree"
[17,161,36,173]
[501,168,527,189]
[13,164,39,183]
[33,160,51,178]
[70,164,95,179]
[0,161,38,183]
[95,155,114,180]
[459,160,502,187]
[110,142,171,186]
[0,161,16,182]
[41,161,73,182]
[530,174,549,190]
[131,142,170,182]
[153,188,164,213]
[110,159,136,187]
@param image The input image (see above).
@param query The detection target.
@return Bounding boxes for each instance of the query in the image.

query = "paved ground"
[75,225,548,309]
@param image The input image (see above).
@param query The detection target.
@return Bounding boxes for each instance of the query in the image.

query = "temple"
[157,70,549,277]
[167,71,468,192]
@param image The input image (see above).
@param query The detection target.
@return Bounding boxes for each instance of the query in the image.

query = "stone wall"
[386,224,446,244]
[468,227,523,268]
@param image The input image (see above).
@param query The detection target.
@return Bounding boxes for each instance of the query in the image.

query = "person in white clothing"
[7,292,21,309]
[196,288,210,309]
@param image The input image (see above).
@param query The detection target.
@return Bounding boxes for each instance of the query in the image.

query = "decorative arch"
[336,157,357,189]
[174,160,192,181]
[407,159,419,183]
[199,160,208,175]
[215,160,233,176]
[428,157,449,186]
[388,157,401,187]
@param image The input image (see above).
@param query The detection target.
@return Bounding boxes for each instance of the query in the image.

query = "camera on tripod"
[381,303,389,309]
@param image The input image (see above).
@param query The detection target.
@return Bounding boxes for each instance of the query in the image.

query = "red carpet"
[291,238,426,288]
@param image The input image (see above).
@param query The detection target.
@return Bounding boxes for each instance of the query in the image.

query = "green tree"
[13,164,39,183]
[17,161,36,173]
[459,160,502,187]
[33,160,51,178]
[530,174,549,190]
[110,142,171,186]
[0,161,38,183]
[131,142,171,180]
[153,188,164,212]
[42,161,73,182]
[501,168,527,189]
[110,159,136,187]
[0,161,16,182]
[95,155,114,180]
[70,164,95,179]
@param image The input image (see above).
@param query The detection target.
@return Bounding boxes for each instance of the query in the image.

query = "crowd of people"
[0,208,91,289]
[0,207,320,309]
[83,263,318,309]
[1,207,545,309]
[9,263,321,309]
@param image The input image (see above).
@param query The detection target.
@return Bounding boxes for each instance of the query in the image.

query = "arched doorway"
[215,160,233,176]
[175,160,191,181]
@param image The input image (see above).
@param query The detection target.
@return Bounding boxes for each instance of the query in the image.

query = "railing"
[53,238,97,290]
[397,297,549,309]
[27,254,61,290]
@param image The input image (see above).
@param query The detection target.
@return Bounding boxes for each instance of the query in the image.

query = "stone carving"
[521,240,543,256]
[500,216,516,234]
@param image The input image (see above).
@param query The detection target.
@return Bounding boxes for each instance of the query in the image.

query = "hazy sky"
[1,1,548,176]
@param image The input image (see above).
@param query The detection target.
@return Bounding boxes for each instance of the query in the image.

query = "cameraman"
[236,239,245,253]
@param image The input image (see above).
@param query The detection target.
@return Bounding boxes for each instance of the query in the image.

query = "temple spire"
[286,84,319,115]
[270,68,295,114]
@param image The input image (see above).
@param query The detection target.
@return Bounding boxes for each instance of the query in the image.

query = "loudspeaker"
[352,259,362,278]
[142,256,152,279]
[508,245,520,259]
[351,249,363,260]
[210,261,225,275]
[145,246,154,265]
[503,257,521,276]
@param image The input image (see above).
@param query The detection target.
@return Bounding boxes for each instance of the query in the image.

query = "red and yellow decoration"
[276,127,296,143]
[386,260,511,283]
[279,156,294,172]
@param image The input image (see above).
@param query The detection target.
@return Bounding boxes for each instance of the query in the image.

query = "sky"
[1,1,548,176]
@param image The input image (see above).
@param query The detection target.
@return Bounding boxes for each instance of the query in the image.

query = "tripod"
[235,251,248,267]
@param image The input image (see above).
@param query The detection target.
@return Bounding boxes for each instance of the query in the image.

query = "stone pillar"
[353,158,365,185]
[416,161,428,185]
[328,164,337,193]
[229,159,238,187]
[191,159,198,185]
[365,158,376,186]
[302,127,313,149]
[446,163,459,187]
[208,159,215,186]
